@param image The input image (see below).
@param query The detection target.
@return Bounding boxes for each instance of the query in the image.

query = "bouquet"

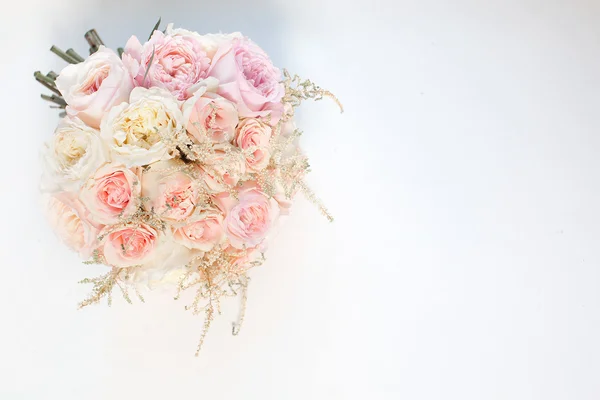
[36,20,341,354]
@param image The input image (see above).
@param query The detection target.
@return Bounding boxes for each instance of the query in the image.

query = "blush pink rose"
[79,163,142,225]
[223,186,280,249]
[101,223,158,268]
[183,91,238,143]
[45,193,101,258]
[224,245,263,271]
[200,143,246,192]
[56,46,133,128]
[123,30,211,100]
[142,160,199,222]
[235,118,272,172]
[208,37,284,124]
[172,209,224,251]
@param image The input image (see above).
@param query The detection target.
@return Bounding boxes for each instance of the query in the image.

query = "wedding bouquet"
[36,20,341,354]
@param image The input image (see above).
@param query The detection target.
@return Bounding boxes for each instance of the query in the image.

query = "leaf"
[148,17,161,40]
[142,45,155,85]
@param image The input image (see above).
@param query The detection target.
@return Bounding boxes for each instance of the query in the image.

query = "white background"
[1,0,600,398]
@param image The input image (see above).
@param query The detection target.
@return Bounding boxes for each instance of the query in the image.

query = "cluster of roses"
[42,24,300,286]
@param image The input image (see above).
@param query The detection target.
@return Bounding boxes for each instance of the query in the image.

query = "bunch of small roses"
[37,22,340,353]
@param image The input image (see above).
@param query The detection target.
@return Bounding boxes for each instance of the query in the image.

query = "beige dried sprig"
[78,267,144,309]
[282,69,344,113]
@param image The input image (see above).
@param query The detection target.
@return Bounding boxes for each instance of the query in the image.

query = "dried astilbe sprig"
[173,248,262,356]
[282,69,344,113]
[78,267,144,309]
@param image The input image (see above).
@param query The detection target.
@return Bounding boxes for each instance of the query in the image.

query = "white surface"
[1,0,600,398]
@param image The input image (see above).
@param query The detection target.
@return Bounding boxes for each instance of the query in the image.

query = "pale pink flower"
[45,193,101,258]
[200,143,246,192]
[101,223,158,268]
[183,90,238,143]
[79,163,141,225]
[235,118,272,172]
[172,209,224,251]
[224,245,263,271]
[208,37,284,124]
[142,160,199,222]
[56,46,133,128]
[223,186,280,249]
[123,30,211,100]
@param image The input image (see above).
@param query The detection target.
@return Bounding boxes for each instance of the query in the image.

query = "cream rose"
[141,159,199,222]
[42,116,107,192]
[79,163,142,225]
[56,46,133,128]
[100,87,183,167]
[45,193,101,258]
[235,118,272,172]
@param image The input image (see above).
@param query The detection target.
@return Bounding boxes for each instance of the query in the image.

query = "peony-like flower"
[183,89,238,143]
[142,159,199,222]
[224,245,263,271]
[79,163,142,225]
[56,46,133,128]
[172,208,224,251]
[101,223,159,268]
[41,116,107,192]
[45,193,101,258]
[200,143,246,192]
[100,87,183,167]
[164,24,236,59]
[223,186,280,249]
[208,36,284,123]
[235,118,272,172]
[123,29,211,100]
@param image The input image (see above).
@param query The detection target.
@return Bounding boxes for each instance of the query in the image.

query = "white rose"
[41,116,107,193]
[101,87,184,167]
[56,46,133,128]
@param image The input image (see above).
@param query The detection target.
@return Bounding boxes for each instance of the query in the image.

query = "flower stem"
[50,46,79,64]
[40,94,67,107]
[66,48,84,62]
[34,71,62,96]
[84,29,104,54]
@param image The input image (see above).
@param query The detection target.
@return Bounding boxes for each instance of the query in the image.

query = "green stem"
[34,71,62,96]
[66,49,84,62]
[41,94,67,107]
[50,46,79,64]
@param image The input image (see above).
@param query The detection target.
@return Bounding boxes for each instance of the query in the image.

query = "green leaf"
[148,17,161,40]
[143,45,155,85]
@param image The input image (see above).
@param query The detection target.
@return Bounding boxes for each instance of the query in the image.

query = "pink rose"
[123,30,211,100]
[200,143,246,192]
[45,193,101,258]
[101,223,158,268]
[142,160,199,222]
[208,37,284,123]
[224,245,263,271]
[172,209,224,251]
[79,163,142,225]
[235,118,272,172]
[183,91,238,143]
[223,186,280,249]
[56,46,133,128]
